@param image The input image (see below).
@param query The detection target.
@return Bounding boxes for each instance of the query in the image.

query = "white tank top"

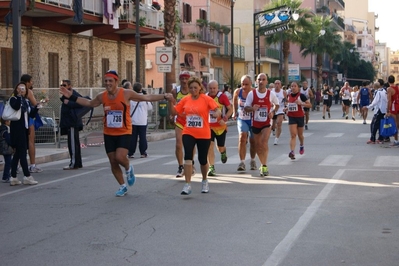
[272,88,285,114]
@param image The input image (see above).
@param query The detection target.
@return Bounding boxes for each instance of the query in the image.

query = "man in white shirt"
[125,82,153,158]
[363,80,387,144]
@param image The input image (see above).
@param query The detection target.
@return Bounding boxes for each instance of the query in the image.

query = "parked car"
[35,116,58,143]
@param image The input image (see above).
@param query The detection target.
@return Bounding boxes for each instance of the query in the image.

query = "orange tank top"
[102,88,132,136]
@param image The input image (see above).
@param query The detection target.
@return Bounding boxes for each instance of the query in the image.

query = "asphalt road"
[1,104,398,266]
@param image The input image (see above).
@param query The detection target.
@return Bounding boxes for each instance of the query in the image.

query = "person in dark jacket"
[9,82,39,186]
[0,119,12,183]
[60,79,83,170]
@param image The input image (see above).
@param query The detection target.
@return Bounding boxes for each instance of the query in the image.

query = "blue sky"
[369,0,399,50]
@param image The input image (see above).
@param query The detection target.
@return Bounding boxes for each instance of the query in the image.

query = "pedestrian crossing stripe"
[374,156,399,167]
[319,155,352,166]
[325,133,344,138]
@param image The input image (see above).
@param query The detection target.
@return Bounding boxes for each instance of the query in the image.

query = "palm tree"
[264,0,313,85]
[300,16,342,90]
[163,0,177,93]
[336,41,360,79]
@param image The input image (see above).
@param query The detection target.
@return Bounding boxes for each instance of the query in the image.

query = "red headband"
[105,73,119,80]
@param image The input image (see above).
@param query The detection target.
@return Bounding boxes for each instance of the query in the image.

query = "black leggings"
[183,134,211,166]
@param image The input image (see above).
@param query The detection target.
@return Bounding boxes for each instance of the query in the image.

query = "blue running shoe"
[126,165,136,186]
[115,186,127,197]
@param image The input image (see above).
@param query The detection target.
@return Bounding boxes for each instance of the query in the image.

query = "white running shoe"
[10,177,21,186]
[23,176,38,185]
[274,138,279,145]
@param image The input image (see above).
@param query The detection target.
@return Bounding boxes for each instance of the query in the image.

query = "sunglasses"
[60,84,67,87]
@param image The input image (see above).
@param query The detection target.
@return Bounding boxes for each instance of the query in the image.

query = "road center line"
[263,169,345,266]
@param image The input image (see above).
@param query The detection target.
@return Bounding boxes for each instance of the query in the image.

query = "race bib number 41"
[106,110,123,128]
[187,115,203,128]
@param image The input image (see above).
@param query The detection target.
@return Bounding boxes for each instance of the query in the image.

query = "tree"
[163,0,177,93]
[348,60,376,85]
[300,16,342,90]
[335,41,360,79]
[264,0,313,85]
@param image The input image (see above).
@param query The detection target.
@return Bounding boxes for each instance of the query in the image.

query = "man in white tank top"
[271,80,287,145]
[300,81,313,130]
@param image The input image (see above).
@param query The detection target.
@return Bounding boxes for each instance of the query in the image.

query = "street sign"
[288,64,300,81]
[264,25,289,36]
[337,73,343,81]
[157,65,171,73]
[156,47,173,65]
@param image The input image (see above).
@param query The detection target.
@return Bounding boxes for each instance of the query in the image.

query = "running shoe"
[23,176,38,185]
[375,140,383,144]
[140,153,148,158]
[2,178,10,183]
[10,177,21,186]
[221,152,228,164]
[176,165,184,178]
[126,165,136,186]
[128,155,134,158]
[181,183,192,195]
[250,160,257,170]
[328,112,331,118]
[272,129,275,136]
[352,117,355,121]
[274,138,279,145]
[390,141,399,147]
[342,113,345,117]
[366,140,375,144]
[29,165,43,173]
[363,121,367,124]
[115,186,127,197]
[237,162,246,171]
[289,151,295,160]
[207,165,216,176]
[299,146,304,155]
[322,116,325,119]
[201,180,209,193]
[259,166,269,177]
[305,125,308,130]
[345,116,348,120]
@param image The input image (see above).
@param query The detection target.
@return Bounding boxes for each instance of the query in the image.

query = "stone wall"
[0,25,141,89]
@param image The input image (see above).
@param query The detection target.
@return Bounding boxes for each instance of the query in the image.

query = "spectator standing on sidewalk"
[387,75,399,146]
[206,80,233,177]
[59,70,174,197]
[59,79,83,170]
[169,76,221,195]
[363,80,387,144]
[244,73,279,176]
[20,74,43,173]
[125,81,153,158]
[9,82,40,186]
[0,119,12,183]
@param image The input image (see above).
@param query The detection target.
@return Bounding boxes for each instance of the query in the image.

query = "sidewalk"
[0,121,236,171]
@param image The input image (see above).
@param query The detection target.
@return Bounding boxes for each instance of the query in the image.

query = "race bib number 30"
[107,110,123,128]
[254,107,268,122]
[287,103,298,112]
[209,110,217,123]
[187,115,203,128]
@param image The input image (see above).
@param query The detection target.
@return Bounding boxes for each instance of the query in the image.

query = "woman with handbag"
[8,82,40,186]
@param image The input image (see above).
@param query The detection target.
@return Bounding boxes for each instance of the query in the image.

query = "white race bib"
[187,115,203,128]
[106,111,123,128]
[254,107,268,122]
[287,103,298,112]
[239,109,251,120]
[209,110,217,123]
[323,95,329,100]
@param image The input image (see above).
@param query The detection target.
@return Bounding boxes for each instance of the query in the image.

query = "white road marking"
[374,156,399,167]
[357,133,370,138]
[325,133,344,138]
[319,155,352,166]
[262,169,345,266]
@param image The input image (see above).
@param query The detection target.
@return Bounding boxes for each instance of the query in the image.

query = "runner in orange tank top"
[59,70,174,197]
[169,76,221,195]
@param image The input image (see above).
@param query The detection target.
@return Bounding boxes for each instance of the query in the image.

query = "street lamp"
[230,0,235,91]
[310,29,325,88]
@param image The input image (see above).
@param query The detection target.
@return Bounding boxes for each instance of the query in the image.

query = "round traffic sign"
[160,54,169,63]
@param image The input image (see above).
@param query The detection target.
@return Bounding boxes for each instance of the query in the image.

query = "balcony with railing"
[258,47,292,62]
[329,0,345,10]
[331,13,345,31]
[212,42,245,60]
[0,0,164,44]
[316,5,330,16]
[181,24,223,48]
